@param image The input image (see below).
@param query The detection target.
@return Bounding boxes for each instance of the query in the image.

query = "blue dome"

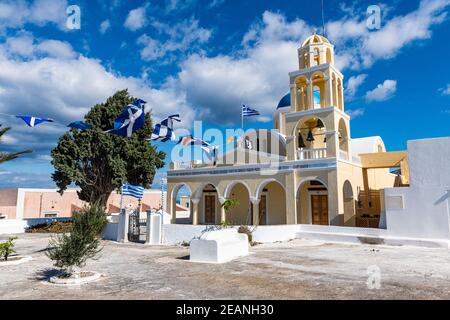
[277,93,291,109]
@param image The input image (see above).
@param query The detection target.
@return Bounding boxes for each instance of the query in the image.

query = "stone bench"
[190,228,249,263]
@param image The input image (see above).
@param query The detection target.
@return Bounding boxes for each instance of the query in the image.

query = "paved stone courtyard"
[1,233,450,299]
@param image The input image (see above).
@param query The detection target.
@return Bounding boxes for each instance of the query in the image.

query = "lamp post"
[161,177,167,213]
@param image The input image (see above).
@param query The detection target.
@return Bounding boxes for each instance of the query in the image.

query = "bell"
[323,136,327,143]
[316,119,324,129]
[298,133,306,148]
[306,130,315,142]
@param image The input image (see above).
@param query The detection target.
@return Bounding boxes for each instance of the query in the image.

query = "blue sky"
[0,0,449,189]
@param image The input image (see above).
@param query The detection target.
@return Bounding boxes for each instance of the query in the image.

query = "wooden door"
[259,195,267,225]
[311,194,328,225]
[204,195,216,224]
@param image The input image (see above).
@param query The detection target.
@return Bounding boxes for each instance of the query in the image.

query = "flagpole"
[241,105,244,130]
[120,183,125,214]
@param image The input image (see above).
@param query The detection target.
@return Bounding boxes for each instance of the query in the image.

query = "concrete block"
[190,228,249,263]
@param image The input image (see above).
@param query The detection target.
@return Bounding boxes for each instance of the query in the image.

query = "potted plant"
[46,202,107,284]
[0,237,32,266]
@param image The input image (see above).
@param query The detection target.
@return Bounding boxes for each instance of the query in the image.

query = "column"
[191,198,200,225]
[325,75,333,107]
[306,79,313,110]
[170,197,177,224]
[290,83,297,111]
[362,169,370,214]
[250,197,260,226]
[145,210,152,244]
[285,172,297,224]
[117,209,129,243]
[219,197,226,223]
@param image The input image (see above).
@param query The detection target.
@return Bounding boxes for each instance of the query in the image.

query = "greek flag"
[67,121,92,130]
[177,135,209,146]
[16,116,54,127]
[121,183,144,199]
[150,114,180,142]
[242,105,260,117]
[108,99,146,137]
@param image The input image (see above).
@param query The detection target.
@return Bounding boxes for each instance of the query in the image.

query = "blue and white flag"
[242,105,260,117]
[67,121,92,130]
[150,114,180,142]
[16,116,54,127]
[108,99,146,137]
[121,183,144,199]
[177,135,209,146]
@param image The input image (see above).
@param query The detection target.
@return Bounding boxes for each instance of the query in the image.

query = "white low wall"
[0,219,28,235]
[252,225,300,243]
[385,186,450,240]
[163,224,214,245]
[102,222,119,241]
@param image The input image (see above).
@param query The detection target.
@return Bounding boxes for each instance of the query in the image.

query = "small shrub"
[238,225,253,243]
[46,202,107,275]
[217,220,232,229]
[221,199,240,213]
[0,237,18,261]
[180,240,190,247]
[27,221,73,233]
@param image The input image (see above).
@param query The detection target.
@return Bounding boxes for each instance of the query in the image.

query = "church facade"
[167,34,408,228]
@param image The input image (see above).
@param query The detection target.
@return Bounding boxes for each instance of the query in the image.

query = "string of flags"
[2,101,264,165]
[150,114,180,142]
[106,99,146,137]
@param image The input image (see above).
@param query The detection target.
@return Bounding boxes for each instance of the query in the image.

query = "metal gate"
[128,210,147,243]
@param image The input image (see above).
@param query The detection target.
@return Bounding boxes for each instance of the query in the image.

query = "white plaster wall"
[0,220,27,235]
[385,186,450,240]
[252,225,300,243]
[102,222,119,241]
[163,224,211,245]
[408,137,450,188]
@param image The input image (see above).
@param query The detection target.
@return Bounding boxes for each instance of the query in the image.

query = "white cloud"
[327,0,450,70]
[174,11,311,124]
[346,108,365,118]
[165,0,198,13]
[99,19,111,34]
[124,6,147,31]
[1,33,76,59]
[138,18,212,62]
[365,80,397,102]
[0,35,195,158]
[345,74,367,100]
[440,84,450,95]
[0,0,68,32]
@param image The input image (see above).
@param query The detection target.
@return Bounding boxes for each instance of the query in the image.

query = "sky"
[0,0,449,190]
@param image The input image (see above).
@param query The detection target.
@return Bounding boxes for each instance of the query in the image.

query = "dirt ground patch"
[1,233,450,299]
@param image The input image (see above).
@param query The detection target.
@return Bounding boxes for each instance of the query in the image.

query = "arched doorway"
[224,182,251,225]
[343,180,355,226]
[255,180,287,225]
[338,118,349,160]
[196,183,219,225]
[170,184,192,224]
[296,179,329,225]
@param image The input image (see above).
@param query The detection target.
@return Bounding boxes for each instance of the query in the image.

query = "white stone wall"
[384,137,450,241]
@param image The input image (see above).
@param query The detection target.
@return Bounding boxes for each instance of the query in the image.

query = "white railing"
[171,160,212,170]
[339,150,349,161]
[297,148,327,160]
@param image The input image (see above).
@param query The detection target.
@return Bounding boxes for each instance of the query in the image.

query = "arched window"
[313,48,320,66]
[337,79,343,110]
[326,48,332,64]
[313,86,321,109]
